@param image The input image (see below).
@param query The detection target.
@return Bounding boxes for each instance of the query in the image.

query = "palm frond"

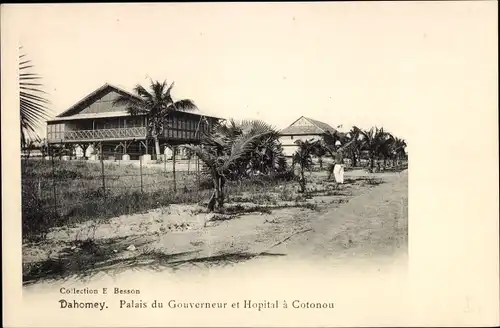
[150,80,167,102]
[182,145,217,168]
[292,140,315,169]
[222,130,275,171]
[201,133,226,149]
[170,99,198,112]
[164,81,175,98]
[19,49,52,147]
[134,84,154,102]
[113,94,149,115]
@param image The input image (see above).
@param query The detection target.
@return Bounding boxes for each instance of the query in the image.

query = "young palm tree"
[211,119,286,179]
[310,141,326,170]
[292,140,316,193]
[183,120,279,212]
[358,127,394,172]
[113,79,198,161]
[19,48,52,148]
[344,127,363,167]
[390,137,407,168]
[380,133,396,169]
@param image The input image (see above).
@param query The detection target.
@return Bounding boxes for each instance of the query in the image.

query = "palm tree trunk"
[207,189,216,212]
[217,176,225,209]
[207,169,224,212]
[329,163,336,180]
[154,136,161,162]
[351,151,357,167]
[299,169,306,193]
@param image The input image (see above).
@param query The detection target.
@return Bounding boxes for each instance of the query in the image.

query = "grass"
[22,159,406,285]
[23,235,202,284]
[22,158,400,242]
[21,159,301,242]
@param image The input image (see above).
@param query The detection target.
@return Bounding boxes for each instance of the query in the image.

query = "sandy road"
[22,170,408,288]
[267,170,408,264]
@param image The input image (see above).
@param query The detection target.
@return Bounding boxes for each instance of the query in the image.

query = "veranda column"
[142,139,152,163]
[122,119,131,161]
[141,117,152,163]
[122,140,130,161]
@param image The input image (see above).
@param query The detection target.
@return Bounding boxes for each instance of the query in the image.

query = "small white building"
[278,116,340,157]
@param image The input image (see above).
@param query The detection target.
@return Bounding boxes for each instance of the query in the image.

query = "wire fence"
[21,142,212,233]
[21,142,407,240]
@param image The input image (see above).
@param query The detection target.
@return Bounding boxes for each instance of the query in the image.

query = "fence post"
[50,146,57,213]
[173,146,177,193]
[196,156,201,194]
[100,144,106,198]
[38,179,42,199]
[140,155,144,193]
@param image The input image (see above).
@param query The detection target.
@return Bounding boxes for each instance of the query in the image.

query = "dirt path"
[271,170,408,261]
[139,170,408,271]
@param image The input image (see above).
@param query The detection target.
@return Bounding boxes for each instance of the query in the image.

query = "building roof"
[48,111,132,122]
[56,83,138,118]
[52,82,222,121]
[279,116,339,135]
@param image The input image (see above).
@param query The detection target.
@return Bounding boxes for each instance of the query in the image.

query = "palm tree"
[183,120,279,212]
[19,48,52,148]
[390,137,407,168]
[210,119,286,179]
[292,140,316,193]
[378,130,396,170]
[358,127,394,172]
[310,141,326,170]
[113,79,198,161]
[344,127,363,167]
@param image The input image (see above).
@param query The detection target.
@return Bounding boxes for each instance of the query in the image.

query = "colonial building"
[46,83,221,160]
[279,116,340,157]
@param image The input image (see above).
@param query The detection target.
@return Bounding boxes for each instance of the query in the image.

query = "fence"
[21,143,407,239]
[21,142,216,238]
[21,146,294,239]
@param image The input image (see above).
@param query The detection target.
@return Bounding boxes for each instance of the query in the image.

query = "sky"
[5,2,498,144]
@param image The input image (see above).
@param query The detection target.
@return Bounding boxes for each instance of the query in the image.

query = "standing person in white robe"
[327,135,358,184]
[324,127,361,184]
[332,140,345,184]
